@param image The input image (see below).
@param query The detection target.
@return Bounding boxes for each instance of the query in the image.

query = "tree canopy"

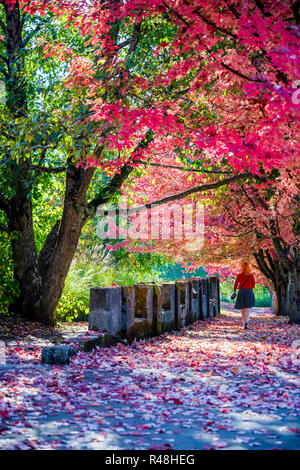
[0,0,299,323]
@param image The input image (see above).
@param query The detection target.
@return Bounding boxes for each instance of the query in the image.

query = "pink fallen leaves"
[0,308,299,449]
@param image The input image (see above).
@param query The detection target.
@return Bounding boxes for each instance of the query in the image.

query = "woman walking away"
[233,262,255,329]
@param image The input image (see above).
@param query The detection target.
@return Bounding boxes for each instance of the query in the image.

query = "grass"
[56,260,272,322]
[220,280,271,308]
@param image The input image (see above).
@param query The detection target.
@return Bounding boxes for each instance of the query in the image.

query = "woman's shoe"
[244,322,248,329]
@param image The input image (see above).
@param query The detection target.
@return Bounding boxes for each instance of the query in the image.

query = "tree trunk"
[0,1,147,325]
[1,2,94,325]
[8,164,95,325]
[253,248,293,318]
[276,280,290,316]
[8,179,42,318]
[287,261,300,324]
[3,1,27,112]
[265,284,278,315]
[32,166,95,325]
[255,249,300,323]
[268,280,293,317]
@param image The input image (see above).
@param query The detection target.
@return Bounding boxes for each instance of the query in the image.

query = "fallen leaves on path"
[0,308,299,450]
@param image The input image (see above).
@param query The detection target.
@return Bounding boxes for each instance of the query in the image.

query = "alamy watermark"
[96,199,204,245]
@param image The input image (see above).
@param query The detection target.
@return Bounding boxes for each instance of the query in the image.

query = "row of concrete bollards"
[88,277,220,340]
[41,277,220,365]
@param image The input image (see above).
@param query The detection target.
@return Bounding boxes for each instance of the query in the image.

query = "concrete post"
[191,279,201,321]
[88,276,220,343]
[89,287,122,337]
[216,277,221,314]
[207,277,215,317]
[152,284,162,336]
[161,283,176,332]
[121,286,135,339]
[199,278,209,319]
[209,277,220,317]
[186,281,193,325]
[133,284,154,338]
[175,280,190,329]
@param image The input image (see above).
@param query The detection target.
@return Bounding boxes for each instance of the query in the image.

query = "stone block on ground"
[161,283,176,333]
[78,332,114,352]
[42,345,76,365]
[88,286,122,337]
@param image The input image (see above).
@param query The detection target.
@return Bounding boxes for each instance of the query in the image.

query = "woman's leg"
[244,308,251,322]
[241,308,246,323]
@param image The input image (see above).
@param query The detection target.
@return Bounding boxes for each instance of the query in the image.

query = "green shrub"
[220,279,271,307]
[55,250,170,322]
[0,232,20,317]
[55,262,113,322]
[56,293,89,322]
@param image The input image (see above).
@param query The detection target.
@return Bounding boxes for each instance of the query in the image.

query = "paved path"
[0,307,299,450]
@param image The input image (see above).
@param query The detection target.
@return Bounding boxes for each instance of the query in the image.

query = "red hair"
[240,261,252,276]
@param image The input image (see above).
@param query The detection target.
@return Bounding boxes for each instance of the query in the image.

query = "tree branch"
[139,172,253,209]
[254,248,274,281]
[127,21,142,56]
[104,172,253,215]
[136,160,232,174]
[86,130,155,215]
[270,223,292,270]
[38,219,61,274]
[162,1,264,83]
[117,38,132,49]
[22,18,48,47]
[116,19,142,55]
[227,3,241,19]
[182,0,237,38]
[252,0,271,17]
[26,163,67,174]
[219,61,263,82]
[290,0,300,24]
